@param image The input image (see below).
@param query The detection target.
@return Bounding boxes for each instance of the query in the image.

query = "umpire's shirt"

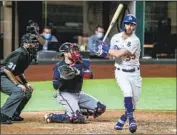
[1,47,32,76]
[0,47,32,118]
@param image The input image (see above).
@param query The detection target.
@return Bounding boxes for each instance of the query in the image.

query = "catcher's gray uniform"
[57,91,100,117]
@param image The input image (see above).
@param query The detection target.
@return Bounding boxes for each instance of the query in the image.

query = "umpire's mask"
[21,33,40,55]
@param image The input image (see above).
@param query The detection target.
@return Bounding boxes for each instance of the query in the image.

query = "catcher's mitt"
[58,65,80,80]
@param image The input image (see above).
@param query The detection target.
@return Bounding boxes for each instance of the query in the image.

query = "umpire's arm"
[3,69,27,92]
[18,74,28,85]
[19,74,34,92]
[3,68,19,86]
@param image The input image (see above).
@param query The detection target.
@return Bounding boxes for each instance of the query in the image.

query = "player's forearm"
[108,49,123,58]
[108,49,129,58]
[18,74,28,85]
[3,68,19,85]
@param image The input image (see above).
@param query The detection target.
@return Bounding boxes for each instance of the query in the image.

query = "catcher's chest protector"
[53,61,83,93]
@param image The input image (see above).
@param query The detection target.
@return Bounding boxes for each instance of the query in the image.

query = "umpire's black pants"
[0,75,32,118]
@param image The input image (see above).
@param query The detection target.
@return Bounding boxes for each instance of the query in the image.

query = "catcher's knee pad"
[81,109,94,118]
[45,113,72,123]
[80,102,106,119]
[93,102,106,118]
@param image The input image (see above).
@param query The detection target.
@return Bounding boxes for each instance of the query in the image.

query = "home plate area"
[1,110,176,134]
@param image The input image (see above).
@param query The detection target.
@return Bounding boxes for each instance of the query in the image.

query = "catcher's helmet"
[59,42,81,63]
[122,14,136,31]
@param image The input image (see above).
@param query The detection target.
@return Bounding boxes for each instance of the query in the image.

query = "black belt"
[117,67,139,73]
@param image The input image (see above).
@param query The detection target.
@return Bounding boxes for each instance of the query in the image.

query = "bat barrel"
[102,4,124,43]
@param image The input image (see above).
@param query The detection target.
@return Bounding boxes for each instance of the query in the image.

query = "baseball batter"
[44,42,106,124]
[97,14,142,133]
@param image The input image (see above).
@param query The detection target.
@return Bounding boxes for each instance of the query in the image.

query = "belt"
[117,67,139,73]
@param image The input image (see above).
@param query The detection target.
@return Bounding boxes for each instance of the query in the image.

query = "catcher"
[44,42,106,123]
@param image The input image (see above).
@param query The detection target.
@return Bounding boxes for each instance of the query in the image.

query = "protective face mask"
[96,33,103,39]
[43,34,52,40]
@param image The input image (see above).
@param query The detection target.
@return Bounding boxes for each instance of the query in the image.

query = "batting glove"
[96,42,110,57]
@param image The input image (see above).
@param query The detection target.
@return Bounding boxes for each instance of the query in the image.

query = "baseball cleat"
[0,119,12,124]
[114,119,126,130]
[129,119,137,133]
[44,113,53,123]
[12,116,24,121]
[114,114,127,130]
[0,113,13,124]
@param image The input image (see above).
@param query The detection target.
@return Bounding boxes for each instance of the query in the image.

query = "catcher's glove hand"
[58,65,80,80]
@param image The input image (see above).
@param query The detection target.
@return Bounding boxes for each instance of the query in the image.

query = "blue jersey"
[53,59,93,93]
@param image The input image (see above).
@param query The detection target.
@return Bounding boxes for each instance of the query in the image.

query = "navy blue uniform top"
[53,60,83,93]
[1,47,32,76]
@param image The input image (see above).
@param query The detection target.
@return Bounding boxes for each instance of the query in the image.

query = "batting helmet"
[59,42,81,63]
[122,14,136,31]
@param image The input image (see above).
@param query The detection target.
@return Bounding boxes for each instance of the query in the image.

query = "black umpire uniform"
[0,33,40,124]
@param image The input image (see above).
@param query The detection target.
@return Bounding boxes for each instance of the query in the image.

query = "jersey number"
[7,62,16,70]
[125,54,136,61]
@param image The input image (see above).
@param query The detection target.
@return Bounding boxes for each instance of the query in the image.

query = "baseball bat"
[102,4,124,42]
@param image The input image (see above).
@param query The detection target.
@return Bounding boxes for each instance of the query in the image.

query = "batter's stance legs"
[115,97,137,133]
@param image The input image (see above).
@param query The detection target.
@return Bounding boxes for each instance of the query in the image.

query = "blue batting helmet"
[122,14,136,30]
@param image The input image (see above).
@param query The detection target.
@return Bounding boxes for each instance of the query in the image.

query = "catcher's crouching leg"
[72,111,86,124]
[44,112,86,124]
[44,113,72,123]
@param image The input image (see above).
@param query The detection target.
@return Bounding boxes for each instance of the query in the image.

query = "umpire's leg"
[0,75,25,118]
[13,89,32,118]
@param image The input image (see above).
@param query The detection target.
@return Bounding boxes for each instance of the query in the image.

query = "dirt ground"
[1,110,176,134]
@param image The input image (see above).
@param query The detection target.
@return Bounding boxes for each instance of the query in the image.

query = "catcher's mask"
[21,33,40,54]
[59,42,81,63]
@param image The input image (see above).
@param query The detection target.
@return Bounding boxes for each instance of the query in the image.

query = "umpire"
[0,33,43,124]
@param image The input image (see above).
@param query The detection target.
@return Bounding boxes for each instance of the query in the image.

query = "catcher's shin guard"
[80,102,106,119]
[93,102,106,118]
[44,113,72,123]
[71,111,86,124]
[80,108,94,118]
